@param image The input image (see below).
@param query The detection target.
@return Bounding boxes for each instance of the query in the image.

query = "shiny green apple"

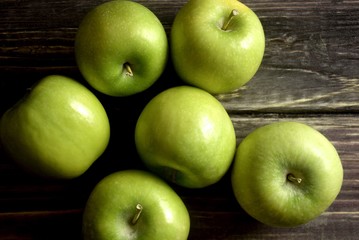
[231,121,343,227]
[0,75,110,179]
[82,170,190,240]
[135,86,236,188]
[171,0,265,94]
[75,0,168,97]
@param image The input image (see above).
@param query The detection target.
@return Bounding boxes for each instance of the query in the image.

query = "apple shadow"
[77,56,185,186]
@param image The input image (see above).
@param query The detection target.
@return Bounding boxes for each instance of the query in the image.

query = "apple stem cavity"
[131,203,143,225]
[222,9,239,31]
[287,174,302,184]
[124,63,133,77]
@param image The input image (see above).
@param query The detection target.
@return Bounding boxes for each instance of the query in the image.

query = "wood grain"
[0,0,358,239]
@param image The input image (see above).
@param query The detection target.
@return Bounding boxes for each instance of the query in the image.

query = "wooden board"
[1,0,358,239]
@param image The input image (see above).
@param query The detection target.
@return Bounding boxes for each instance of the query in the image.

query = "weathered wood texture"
[1,0,358,239]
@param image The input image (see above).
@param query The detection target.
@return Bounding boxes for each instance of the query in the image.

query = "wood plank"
[1,0,359,112]
[0,210,82,240]
[218,0,359,112]
[0,0,358,239]
[1,209,358,240]
[0,114,358,239]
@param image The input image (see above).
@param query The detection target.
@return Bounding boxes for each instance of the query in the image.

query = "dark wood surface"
[1,0,358,239]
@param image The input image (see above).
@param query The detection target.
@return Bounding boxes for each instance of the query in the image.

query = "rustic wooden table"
[1,0,358,239]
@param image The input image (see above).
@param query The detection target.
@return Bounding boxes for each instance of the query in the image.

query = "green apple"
[231,121,343,227]
[75,0,168,97]
[135,86,236,188]
[171,0,265,94]
[0,75,110,179]
[82,169,190,240]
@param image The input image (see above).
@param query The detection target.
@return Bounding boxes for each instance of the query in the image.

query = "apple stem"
[131,203,143,225]
[124,63,133,77]
[222,9,239,31]
[287,174,302,184]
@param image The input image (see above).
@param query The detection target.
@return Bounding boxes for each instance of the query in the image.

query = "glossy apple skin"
[75,0,168,97]
[231,121,343,227]
[0,75,110,179]
[171,0,265,94]
[135,86,236,188]
[82,170,190,240]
